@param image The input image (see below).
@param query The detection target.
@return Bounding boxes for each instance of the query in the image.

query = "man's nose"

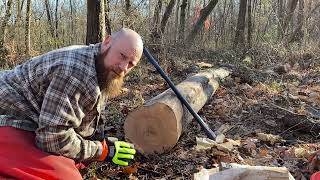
[119,62,128,74]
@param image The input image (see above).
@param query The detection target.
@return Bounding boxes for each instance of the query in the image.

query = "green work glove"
[107,140,136,166]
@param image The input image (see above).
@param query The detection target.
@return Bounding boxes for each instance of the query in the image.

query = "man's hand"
[107,141,136,166]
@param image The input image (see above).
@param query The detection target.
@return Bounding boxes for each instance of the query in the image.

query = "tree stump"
[124,68,230,154]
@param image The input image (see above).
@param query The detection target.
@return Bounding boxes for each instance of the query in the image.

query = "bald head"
[111,28,143,49]
[99,28,143,77]
[101,28,143,60]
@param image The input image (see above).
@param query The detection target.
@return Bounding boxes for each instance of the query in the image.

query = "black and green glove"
[107,140,136,166]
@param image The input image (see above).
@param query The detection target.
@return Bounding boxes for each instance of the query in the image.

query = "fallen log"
[124,68,230,154]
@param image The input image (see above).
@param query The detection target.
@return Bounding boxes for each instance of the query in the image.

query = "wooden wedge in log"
[124,68,230,154]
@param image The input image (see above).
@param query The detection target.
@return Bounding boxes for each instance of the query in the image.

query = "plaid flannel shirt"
[0,43,106,161]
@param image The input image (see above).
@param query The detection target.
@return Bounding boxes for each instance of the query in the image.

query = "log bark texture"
[124,68,230,154]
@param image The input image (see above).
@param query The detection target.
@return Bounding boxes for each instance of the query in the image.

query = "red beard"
[95,49,124,99]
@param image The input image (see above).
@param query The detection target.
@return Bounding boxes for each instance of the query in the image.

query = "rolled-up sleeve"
[35,73,102,161]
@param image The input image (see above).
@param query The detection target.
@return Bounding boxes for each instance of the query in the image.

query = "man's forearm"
[35,126,103,161]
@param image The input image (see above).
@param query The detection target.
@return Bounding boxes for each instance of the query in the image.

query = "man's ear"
[101,35,112,53]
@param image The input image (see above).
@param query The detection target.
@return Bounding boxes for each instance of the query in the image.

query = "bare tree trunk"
[277,0,284,39]
[123,0,131,28]
[150,0,176,42]
[104,0,112,35]
[306,0,312,43]
[282,0,298,35]
[247,0,252,49]
[44,0,55,38]
[125,0,131,16]
[233,0,247,48]
[86,0,106,44]
[186,0,191,31]
[70,0,74,44]
[284,2,320,45]
[14,0,25,54]
[54,0,59,47]
[99,0,106,39]
[229,0,235,46]
[0,0,13,63]
[25,0,32,55]
[261,8,273,38]
[178,0,188,43]
[219,0,227,45]
[150,0,162,40]
[295,0,304,43]
[15,0,25,26]
[0,0,13,47]
[160,0,176,35]
[213,9,217,47]
[255,0,261,42]
[186,0,219,45]
[174,0,181,43]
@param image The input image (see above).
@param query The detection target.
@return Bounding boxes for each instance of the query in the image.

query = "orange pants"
[0,127,83,180]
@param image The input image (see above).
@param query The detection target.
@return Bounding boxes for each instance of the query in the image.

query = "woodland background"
[1,0,320,64]
[1,0,320,179]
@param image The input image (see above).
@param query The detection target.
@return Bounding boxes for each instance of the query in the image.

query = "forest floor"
[81,46,320,180]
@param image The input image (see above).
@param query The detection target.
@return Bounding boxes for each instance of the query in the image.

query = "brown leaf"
[259,147,269,157]
[241,139,257,157]
[122,164,138,174]
[218,154,233,163]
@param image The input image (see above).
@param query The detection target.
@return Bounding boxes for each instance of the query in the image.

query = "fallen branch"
[260,104,320,136]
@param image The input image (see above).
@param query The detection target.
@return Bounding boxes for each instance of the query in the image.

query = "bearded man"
[0,28,143,179]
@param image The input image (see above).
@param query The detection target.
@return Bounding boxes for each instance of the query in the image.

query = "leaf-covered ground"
[81,47,320,180]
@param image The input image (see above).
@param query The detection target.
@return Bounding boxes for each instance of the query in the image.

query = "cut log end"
[124,103,179,154]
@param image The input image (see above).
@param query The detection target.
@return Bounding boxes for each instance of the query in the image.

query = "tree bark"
[284,2,320,45]
[44,0,55,38]
[25,0,32,55]
[160,0,176,35]
[99,0,106,40]
[0,0,13,47]
[104,0,112,35]
[150,0,176,42]
[295,0,304,43]
[151,0,162,39]
[174,0,181,43]
[124,68,230,154]
[123,0,131,28]
[277,0,284,39]
[233,0,247,48]
[14,0,25,53]
[55,0,59,42]
[219,0,227,45]
[178,0,188,43]
[282,0,298,35]
[70,0,74,44]
[86,0,106,44]
[247,0,252,49]
[15,0,25,26]
[186,0,219,45]
[186,0,191,31]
